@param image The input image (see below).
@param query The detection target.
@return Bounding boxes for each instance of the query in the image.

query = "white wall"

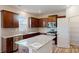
[38,10,66,18]
[66,6,79,18]
[66,6,79,46]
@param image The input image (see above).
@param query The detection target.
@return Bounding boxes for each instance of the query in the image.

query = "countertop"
[15,35,56,50]
[1,32,39,39]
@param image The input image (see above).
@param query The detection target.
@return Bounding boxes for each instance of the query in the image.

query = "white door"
[57,18,70,48]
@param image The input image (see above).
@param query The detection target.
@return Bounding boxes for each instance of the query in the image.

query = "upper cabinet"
[48,15,57,22]
[40,18,48,27]
[13,14,19,28]
[29,17,49,28]
[29,17,40,27]
[1,10,19,28]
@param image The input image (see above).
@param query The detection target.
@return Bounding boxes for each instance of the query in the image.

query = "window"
[18,15,28,32]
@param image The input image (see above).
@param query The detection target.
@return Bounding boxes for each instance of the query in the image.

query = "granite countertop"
[1,32,39,39]
[15,35,56,50]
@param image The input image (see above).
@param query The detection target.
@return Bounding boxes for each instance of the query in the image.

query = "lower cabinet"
[6,37,13,53]
[2,33,40,53]
[2,37,13,53]
[23,32,40,39]
[2,35,23,53]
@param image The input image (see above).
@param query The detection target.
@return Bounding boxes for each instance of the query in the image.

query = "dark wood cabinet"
[39,19,43,27]
[30,17,40,27]
[2,36,20,53]
[2,37,13,53]
[23,32,40,39]
[48,15,57,22]
[6,37,13,53]
[1,10,19,28]
[13,14,19,28]
[29,15,57,28]
[29,17,48,27]
[40,18,48,27]
[1,10,13,28]
[2,32,40,53]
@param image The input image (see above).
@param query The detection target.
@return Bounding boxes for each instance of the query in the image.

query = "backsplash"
[1,27,56,37]
[1,28,39,37]
[38,27,57,33]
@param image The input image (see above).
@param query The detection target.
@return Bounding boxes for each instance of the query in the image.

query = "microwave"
[47,22,56,28]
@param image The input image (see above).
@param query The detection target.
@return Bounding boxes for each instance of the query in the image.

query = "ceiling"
[15,5,66,16]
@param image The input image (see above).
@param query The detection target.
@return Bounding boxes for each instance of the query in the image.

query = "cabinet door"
[6,37,13,53]
[23,33,40,39]
[35,19,39,27]
[31,17,39,27]
[23,35,32,39]
[40,18,48,27]
[1,10,13,28]
[44,18,48,27]
[39,19,43,27]
[13,14,19,28]
[1,10,19,28]
[48,15,57,22]
[31,18,35,27]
